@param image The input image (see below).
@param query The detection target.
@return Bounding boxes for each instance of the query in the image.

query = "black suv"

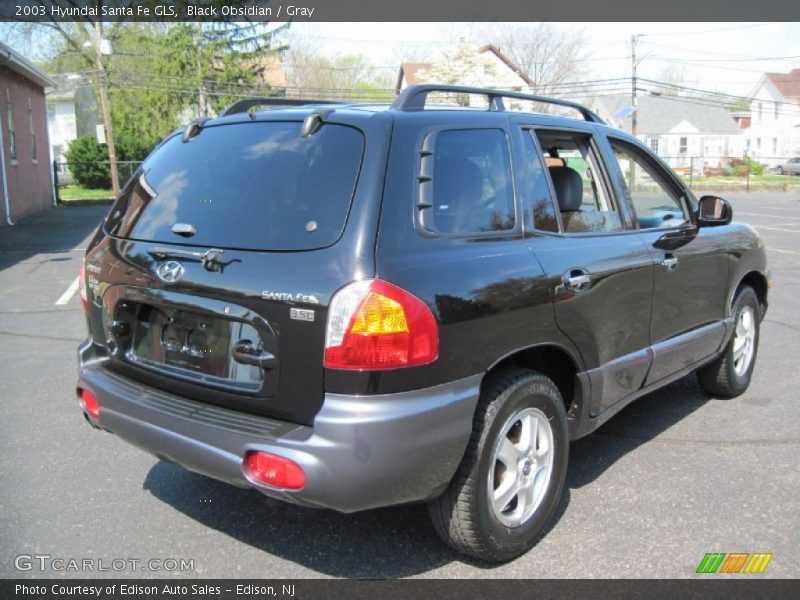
[76,85,768,561]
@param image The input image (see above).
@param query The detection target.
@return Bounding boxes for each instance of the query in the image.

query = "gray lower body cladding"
[77,340,481,512]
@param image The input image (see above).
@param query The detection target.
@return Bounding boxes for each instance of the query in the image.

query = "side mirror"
[697,195,732,227]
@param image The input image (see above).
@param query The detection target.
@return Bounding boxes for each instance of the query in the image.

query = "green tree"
[23,13,289,172]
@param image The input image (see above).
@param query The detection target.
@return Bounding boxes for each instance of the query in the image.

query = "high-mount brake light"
[324,280,438,370]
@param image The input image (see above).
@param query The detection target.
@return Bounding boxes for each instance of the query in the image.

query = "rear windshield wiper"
[148,246,225,272]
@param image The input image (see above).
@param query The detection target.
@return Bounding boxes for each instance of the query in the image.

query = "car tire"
[428,368,568,562]
[777,166,784,175]
[697,285,760,398]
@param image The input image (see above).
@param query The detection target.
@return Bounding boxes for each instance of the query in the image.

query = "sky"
[285,21,800,97]
[4,20,799,99]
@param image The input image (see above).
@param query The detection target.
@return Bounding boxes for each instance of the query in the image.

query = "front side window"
[609,139,688,230]
[535,130,623,234]
[427,129,515,235]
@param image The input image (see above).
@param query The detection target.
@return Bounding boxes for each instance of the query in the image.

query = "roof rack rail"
[390,84,605,124]
[219,97,342,117]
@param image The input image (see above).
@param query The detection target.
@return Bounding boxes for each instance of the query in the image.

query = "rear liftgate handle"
[233,340,277,370]
[563,268,592,293]
[661,254,679,272]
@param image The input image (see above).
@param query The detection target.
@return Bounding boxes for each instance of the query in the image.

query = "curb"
[58,198,115,207]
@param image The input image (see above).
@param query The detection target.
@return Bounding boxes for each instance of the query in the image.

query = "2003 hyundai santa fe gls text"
[76,85,768,561]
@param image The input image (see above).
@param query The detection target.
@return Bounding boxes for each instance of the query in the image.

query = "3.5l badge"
[289,308,315,322]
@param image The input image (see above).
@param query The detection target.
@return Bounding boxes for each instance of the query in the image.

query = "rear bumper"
[77,341,481,512]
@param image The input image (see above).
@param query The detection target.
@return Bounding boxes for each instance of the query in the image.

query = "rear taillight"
[324,280,438,370]
[78,388,100,421]
[79,262,89,316]
[242,451,306,490]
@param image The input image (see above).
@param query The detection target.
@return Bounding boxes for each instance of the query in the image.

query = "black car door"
[514,123,655,416]
[601,135,730,385]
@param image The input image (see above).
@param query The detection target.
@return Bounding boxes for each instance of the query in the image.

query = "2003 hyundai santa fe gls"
[76,84,768,561]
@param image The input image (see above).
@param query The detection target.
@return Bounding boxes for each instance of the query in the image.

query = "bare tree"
[469,23,589,98]
[282,33,395,101]
[393,44,434,65]
[653,63,699,93]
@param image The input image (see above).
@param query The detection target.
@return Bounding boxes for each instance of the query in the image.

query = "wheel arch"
[484,343,583,415]
[736,270,768,317]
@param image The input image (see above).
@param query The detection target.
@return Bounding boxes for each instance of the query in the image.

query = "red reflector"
[242,451,305,490]
[78,388,100,421]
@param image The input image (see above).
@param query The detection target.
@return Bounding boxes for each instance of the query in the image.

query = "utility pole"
[630,34,641,138]
[629,34,643,190]
[94,21,120,197]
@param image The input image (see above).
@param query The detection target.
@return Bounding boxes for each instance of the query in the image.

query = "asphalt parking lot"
[0,192,798,579]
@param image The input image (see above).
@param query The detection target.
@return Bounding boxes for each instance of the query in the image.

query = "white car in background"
[777,156,800,176]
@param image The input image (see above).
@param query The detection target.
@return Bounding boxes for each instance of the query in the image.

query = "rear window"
[428,129,515,235]
[108,121,364,251]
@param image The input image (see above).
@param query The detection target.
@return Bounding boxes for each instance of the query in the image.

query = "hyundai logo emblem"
[156,260,185,283]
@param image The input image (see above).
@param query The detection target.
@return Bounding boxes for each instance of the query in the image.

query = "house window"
[774,102,781,120]
[757,102,763,121]
[6,89,16,162]
[756,138,761,154]
[772,138,778,156]
[648,138,659,154]
[679,137,688,154]
[28,97,36,161]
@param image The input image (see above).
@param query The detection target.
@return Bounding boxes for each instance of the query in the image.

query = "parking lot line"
[754,225,800,233]
[55,277,80,306]
[769,247,800,255]
[737,212,800,220]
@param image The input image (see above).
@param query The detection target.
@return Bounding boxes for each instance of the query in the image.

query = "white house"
[593,94,743,173]
[46,73,98,165]
[747,69,800,165]
[396,44,535,108]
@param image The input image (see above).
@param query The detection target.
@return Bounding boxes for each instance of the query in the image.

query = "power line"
[642,41,800,62]
[646,42,800,62]
[641,23,780,37]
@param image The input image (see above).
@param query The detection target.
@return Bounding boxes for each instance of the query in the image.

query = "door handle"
[661,255,679,272]
[563,270,592,293]
[233,340,277,370]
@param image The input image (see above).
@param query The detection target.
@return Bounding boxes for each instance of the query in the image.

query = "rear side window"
[425,129,515,235]
[108,121,364,251]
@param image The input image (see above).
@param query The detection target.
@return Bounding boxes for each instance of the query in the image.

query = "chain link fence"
[656,155,799,191]
[52,152,799,202]
[53,160,143,201]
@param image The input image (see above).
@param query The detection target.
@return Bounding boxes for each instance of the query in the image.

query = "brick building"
[1,41,55,227]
